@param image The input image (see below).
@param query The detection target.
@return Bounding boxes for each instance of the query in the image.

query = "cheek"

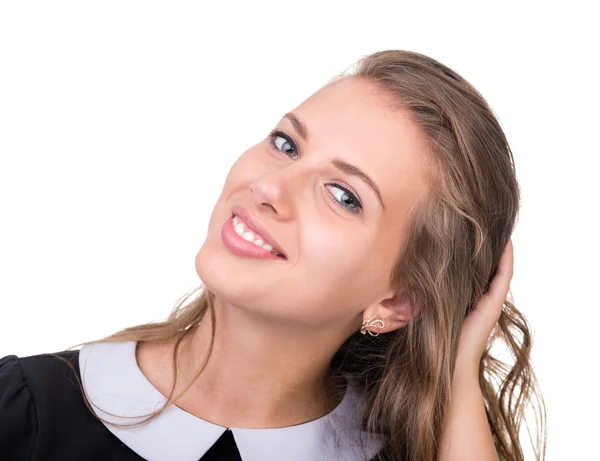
[298,224,383,311]
[206,149,261,224]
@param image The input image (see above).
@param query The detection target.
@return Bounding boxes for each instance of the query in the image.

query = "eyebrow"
[283,112,386,210]
[284,112,308,141]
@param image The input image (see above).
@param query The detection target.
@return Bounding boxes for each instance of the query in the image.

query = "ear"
[362,290,417,334]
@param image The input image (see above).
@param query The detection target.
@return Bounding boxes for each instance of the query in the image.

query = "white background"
[0,2,598,459]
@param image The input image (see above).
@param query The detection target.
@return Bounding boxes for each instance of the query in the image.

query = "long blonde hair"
[63,50,546,461]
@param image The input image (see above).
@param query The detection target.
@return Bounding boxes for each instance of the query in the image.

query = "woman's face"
[195,77,431,334]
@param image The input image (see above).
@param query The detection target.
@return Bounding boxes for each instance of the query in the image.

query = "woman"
[0,50,546,461]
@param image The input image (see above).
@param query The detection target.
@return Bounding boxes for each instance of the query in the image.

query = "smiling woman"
[0,50,546,461]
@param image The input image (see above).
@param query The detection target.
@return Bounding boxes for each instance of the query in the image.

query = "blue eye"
[325,184,362,214]
[268,130,298,159]
[267,129,363,215]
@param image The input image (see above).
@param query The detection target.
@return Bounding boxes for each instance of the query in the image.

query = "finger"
[473,239,513,329]
[473,239,514,317]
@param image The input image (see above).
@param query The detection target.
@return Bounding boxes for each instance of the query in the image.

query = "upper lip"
[231,205,286,258]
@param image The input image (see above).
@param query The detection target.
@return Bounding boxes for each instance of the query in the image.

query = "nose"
[249,172,295,221]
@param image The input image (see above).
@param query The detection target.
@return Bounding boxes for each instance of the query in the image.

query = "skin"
[137,76,511,460]
[439,238,514,461]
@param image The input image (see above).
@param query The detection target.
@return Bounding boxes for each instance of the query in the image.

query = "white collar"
[79,341,384,461]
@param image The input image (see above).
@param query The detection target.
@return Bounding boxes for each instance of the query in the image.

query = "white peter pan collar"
[79,341,384,461]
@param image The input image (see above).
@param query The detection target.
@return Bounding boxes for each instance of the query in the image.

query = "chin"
[194,226,315,325]
[194,243,288,322]
[194,238,252,300]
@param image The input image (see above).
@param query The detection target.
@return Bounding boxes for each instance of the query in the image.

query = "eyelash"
[267,129,363,215]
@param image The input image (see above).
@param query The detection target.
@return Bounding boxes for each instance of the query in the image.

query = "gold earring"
[360,315,385,337]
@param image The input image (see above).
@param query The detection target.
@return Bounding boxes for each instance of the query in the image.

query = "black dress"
[0,341,384,461]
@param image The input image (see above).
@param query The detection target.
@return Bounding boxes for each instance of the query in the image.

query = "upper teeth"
[233,215,282,256]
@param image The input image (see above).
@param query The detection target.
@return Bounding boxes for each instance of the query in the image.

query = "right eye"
[268,129,298,160]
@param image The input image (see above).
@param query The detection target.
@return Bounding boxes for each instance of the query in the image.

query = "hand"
[455,238,514,378]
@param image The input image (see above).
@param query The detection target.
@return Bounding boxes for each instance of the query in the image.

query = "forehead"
[292,78,432,219]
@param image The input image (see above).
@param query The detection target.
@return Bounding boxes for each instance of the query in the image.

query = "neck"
[165,297,348,428]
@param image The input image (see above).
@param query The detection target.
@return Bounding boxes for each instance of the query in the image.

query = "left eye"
[326,184,362,214]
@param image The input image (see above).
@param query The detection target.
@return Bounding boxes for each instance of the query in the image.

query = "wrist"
[452,358,480,389]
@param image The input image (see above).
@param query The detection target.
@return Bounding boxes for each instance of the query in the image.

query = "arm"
[438,368,497,461]
[438,239,514,461]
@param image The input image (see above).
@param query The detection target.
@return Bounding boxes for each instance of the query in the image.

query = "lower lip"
[221,215,286,261]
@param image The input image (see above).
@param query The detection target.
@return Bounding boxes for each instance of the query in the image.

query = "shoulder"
[0,353,38,459]
[17,349,81,394]
[3,348,81,418]
[1,348,81,412]
[0,349,86,459]
[16,348,94,428]
[315,373,387,461]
